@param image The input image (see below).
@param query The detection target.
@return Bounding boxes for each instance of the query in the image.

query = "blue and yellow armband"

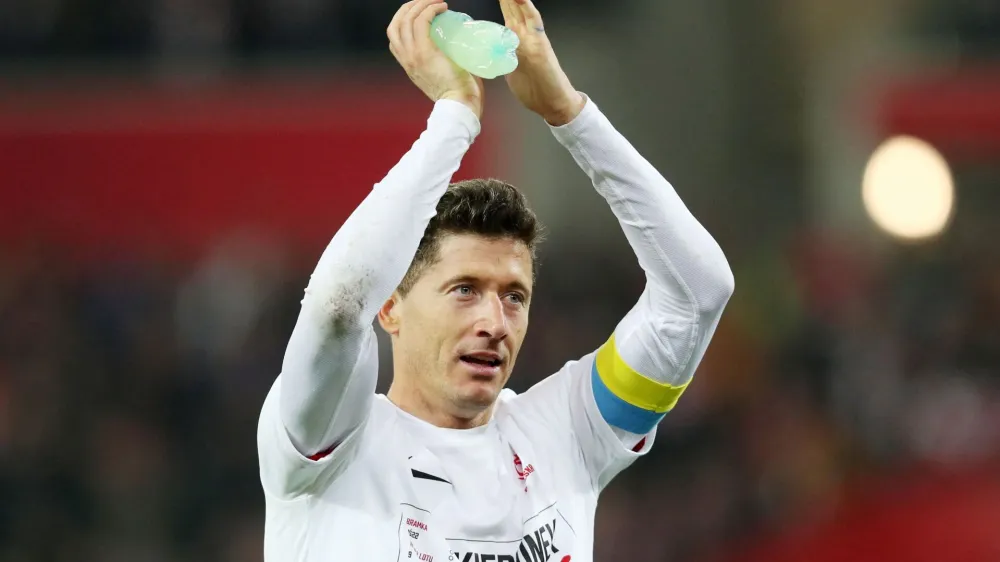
[591,334,689,434]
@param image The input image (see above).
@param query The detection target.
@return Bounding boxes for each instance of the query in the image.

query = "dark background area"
[1,0,999,560]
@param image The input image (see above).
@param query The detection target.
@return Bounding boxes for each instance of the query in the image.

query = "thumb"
[516,0,544,30]
[499,0,519,27]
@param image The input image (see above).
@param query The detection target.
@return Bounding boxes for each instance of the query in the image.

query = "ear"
[376,291,403,336]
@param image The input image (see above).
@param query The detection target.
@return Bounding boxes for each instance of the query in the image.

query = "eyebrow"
[442,275,532,299]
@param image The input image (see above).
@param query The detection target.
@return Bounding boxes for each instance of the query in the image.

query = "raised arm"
[550,97,733,438]
[278,98,481,456]
[259,0,484,496]
[500,0,733,444]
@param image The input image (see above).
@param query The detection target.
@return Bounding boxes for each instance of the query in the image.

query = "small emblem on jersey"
[512,453,535,491]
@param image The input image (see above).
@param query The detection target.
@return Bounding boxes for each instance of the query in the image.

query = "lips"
[459,351,503,368]
[457,349,506,381]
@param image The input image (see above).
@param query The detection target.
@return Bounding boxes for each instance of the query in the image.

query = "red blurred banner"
[0,77,499,262]
[876,66,1000,156]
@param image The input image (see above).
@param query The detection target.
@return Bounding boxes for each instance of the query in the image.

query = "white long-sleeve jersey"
[257,96,733,562]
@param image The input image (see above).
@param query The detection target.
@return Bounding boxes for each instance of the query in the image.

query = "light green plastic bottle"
[430,10,520,79]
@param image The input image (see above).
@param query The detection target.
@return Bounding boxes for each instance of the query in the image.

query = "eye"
[452,284,475,297]
[505,292,527,306]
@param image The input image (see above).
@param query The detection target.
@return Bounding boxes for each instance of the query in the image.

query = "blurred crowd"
[0,0,603,60]
[2,0,999,60]
[1,223,998,562]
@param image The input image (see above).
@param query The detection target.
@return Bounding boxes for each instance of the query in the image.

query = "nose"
[475,293,509,341]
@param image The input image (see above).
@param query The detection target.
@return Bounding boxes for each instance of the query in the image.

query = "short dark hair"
[397,178,543,295]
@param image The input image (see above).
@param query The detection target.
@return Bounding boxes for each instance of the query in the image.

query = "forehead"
[428,234,533,286]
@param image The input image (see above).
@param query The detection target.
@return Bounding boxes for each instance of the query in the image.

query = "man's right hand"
[388,0,484,119]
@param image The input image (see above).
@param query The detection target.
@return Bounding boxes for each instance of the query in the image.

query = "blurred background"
[1,0,999,560]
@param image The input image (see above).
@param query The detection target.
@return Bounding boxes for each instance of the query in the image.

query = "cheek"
[409,304,468,348]
[400,306,437,350]
[508,314,530,352]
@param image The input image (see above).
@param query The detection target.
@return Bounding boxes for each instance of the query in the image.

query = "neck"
[387,378,493,430]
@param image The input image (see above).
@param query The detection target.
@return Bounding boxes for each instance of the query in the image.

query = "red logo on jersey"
[512,453,534,491]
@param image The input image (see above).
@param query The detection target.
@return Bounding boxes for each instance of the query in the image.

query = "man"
[257,0,734,559]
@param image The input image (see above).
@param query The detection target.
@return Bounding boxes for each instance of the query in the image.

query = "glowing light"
[862,135,955,241]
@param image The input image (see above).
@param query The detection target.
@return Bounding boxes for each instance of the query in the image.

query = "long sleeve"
[549,95,734,437]
[277,100,480,458]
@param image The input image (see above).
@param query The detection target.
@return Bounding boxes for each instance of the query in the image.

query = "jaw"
[386,354,515,428]
[448,363,508,410]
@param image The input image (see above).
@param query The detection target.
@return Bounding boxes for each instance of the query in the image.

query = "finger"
[498,0,520,27]
[412,1,449,51]
[400,0,442,51]
[387,1,415,51]
[389,1,416,36]
[389,39,400,63]
[517,0,544,30]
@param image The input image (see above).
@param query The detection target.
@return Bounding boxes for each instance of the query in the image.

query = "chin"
[454,382,500,411]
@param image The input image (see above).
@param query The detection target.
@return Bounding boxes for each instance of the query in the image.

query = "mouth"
[459,353,504,376]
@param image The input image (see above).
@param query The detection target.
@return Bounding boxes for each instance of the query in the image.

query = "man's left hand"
[500,0,586,126]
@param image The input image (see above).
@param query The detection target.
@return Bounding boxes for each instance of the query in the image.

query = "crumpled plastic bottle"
[430,10,520,79]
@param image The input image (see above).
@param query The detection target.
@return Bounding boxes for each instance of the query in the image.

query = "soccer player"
[256,0,734,559]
